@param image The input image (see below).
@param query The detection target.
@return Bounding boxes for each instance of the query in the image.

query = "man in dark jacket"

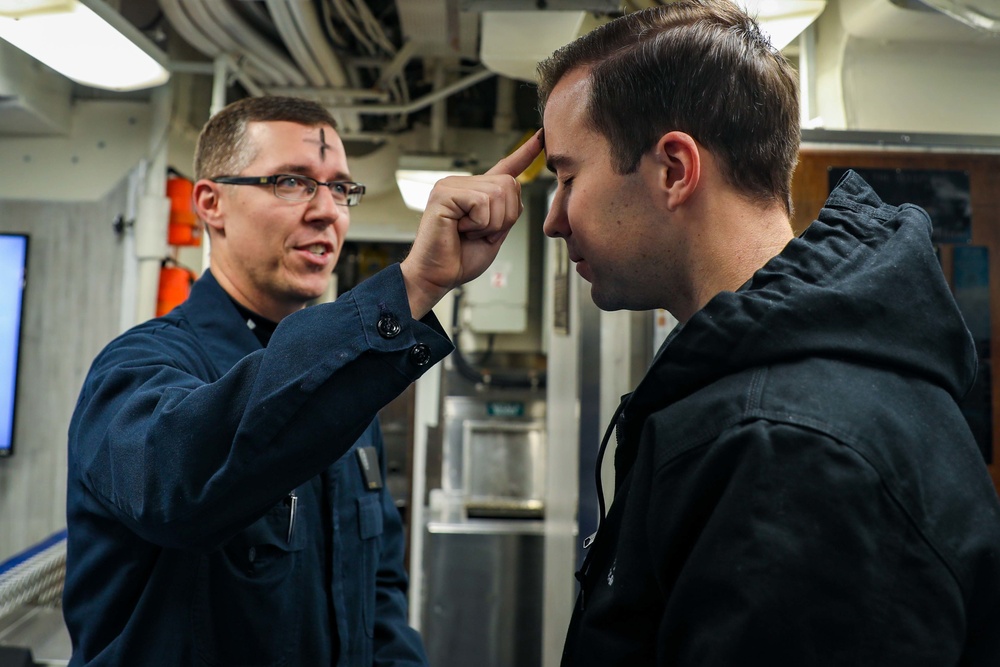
[538,1,1000,665]
[63,96,542,666]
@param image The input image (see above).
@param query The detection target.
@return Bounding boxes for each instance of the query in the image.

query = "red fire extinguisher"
[166,174,201,247]
[157,259,196,316]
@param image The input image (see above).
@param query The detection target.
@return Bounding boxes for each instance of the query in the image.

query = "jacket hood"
[631,170,978,416]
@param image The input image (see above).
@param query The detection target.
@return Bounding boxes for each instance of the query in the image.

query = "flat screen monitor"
[0,233,28,457]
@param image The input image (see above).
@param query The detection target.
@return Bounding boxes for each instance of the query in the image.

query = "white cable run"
[159,0,221,58]
[199,0,306,86]
[177,0,295,86]
[289,0,352,88]
[267,0,328,87]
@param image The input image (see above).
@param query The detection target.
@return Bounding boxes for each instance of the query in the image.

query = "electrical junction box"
[463,213,528,333]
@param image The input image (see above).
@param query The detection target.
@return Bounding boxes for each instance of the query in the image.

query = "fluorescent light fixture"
[0,0,170,91]
[734,0,826,50]
[395,155,477,212]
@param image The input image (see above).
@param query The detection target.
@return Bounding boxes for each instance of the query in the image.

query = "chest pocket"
[193,501,306,666]
[358,493,383,540]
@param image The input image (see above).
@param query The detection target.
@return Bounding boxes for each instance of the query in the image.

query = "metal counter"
[420,520,544,667]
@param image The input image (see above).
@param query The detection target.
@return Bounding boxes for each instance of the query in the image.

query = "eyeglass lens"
[273,175,362,205]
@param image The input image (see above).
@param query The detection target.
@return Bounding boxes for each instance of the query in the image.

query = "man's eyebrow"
[545,153,574,174]
[275,164,353,180]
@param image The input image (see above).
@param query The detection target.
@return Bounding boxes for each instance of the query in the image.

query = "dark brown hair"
[537,0,799,213]
[194,96,339,181]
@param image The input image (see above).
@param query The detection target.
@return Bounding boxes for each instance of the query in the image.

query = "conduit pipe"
[318,0,349,49]
[323,68,495,116]
[376,40,416,90]
[196,0,307,86]
[289,0,353,88]
[266,0,327,87]
[175,0,291,86]
[159,0,221,59]
[331,0,377,55]
[211,55,266,115]
[493,76,516,134]
[281,0,363,131]
[430,60,446,153]
[160,0,271,86]
[212,56,228,116]
[176,0,285,85]
[266,86,390,102]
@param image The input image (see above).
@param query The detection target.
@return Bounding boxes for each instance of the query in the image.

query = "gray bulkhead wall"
[0,180,128,562]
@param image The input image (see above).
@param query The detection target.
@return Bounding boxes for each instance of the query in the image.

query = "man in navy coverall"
[63,95,542,666]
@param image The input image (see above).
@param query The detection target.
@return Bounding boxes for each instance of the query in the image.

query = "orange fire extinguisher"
[166,174,202,247]
[157,259,196,316]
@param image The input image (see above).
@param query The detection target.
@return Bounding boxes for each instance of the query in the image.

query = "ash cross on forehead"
[305,128,333,160]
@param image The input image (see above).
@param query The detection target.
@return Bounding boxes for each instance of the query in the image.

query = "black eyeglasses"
[211,174,366,206]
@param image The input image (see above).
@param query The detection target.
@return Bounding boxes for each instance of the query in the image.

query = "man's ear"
[193,180,225,235]
[652,131,700,211]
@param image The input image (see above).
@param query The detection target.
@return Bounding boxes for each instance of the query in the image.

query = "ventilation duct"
[480,11,612,82]
[0,39,70,135]
[917,0,1000,30]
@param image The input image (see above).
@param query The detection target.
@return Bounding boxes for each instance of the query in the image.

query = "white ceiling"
[0,0,996,139]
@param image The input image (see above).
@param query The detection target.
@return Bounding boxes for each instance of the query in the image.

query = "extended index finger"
[485,129,544,178]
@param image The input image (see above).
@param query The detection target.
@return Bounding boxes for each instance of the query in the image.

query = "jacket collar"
[179,269,262,375]
[626,170,976,423]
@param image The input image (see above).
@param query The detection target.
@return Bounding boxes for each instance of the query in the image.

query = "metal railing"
[0,531,67,623]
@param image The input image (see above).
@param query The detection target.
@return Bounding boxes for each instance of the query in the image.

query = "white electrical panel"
[463,214,529,333]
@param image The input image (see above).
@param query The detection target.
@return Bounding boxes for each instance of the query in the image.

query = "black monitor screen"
[0,234,28,457]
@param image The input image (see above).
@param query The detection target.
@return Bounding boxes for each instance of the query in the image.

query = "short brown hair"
[537,0,799,213]
[194,96,339,181]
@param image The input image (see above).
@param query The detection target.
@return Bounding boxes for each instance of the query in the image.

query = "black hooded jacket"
[561,172,1000,666]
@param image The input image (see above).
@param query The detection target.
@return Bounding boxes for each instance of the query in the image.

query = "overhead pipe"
[331,0,377,55]
[178,0,285,85]
[199,0,307,86]
[169,56,264,108]
[798,24,820,128]
[161,0,270,86]
[430,60,447,153]
[177,0,290,86]
[220,55,265,98]
[318,0,349,49]
[210,54,265,112]
[288,0,353,87]
[266,0,328,87]
[493,76,516,134]
[286,0,362,131]
[322,67,495,116]
[265,86,391,102]
[211,56,227,116]
[159,0,221,59]
[376,40,416,90]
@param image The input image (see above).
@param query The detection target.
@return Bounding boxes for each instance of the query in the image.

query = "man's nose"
[306,185,343,224]
[543,197,568,238]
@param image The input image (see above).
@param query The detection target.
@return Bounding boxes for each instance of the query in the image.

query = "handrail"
[0,530,67,622]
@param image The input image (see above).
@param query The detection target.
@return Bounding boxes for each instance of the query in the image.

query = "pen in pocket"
[285,491,298,543]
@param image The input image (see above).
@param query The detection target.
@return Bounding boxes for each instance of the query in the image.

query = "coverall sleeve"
[70,264,452,551]
[648,420,966,666]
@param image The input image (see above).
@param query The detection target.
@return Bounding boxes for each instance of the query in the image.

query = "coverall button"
[409,343,431,367]
[377,313,402,339]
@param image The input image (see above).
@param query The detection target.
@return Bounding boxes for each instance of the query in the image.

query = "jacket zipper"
[577,395,630,610]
